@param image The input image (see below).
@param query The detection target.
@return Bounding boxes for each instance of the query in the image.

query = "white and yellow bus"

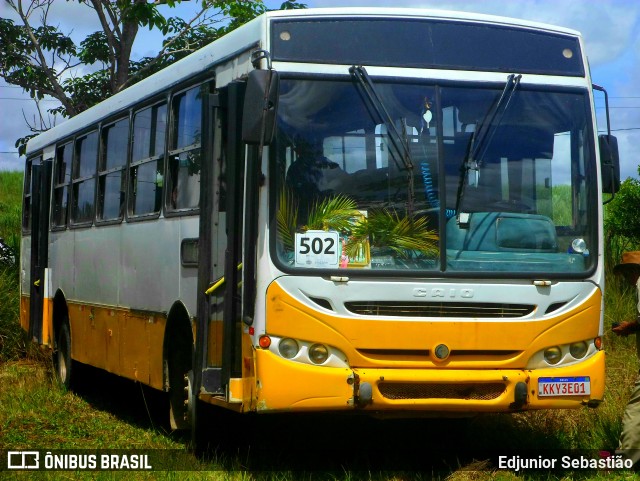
[20,8,620,442]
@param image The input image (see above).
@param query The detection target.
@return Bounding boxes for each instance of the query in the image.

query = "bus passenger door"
[195,80,246,398]
[29,156,52,345]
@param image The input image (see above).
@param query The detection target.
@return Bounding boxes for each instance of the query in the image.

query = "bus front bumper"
[254,349,605,413]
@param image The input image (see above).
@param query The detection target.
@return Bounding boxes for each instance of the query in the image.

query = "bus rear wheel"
[53,320,72,389]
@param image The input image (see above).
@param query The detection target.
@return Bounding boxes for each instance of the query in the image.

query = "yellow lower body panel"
[20,295,29,334]
[19,295,53,347]
[255,349,352,412]
[66,302,167,391]
[255,349,605,414]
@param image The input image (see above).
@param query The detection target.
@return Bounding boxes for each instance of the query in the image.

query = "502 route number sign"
[295,231,339,268]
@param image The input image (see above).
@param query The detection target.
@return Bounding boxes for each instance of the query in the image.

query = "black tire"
[168,351,191,431]
[187,370,204,454]
[53,320,72,389]
[188,370,215,456]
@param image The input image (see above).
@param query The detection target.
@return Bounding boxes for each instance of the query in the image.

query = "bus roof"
[25,7,581,156]
[266,7,581,37]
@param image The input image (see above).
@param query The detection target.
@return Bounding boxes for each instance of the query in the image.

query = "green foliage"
[602,178,640,277]
[59,69,112,114]
[279,0,308,9]
[305,194,360,232]
[604,177,640,242]
[277,190,439,261]
[78,31,110,64]
[550,184,572,226]
[1,0,307,149]
[0,171,23,254]
[276,188,299,251]
[122,0,169,30]
[347,209,439,259]
[0,172,26,362]
[0,18,57,100]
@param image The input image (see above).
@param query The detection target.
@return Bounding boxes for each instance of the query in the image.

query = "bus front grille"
[344,301,535,318]
[356,348,522,363]
[378,382,506,401]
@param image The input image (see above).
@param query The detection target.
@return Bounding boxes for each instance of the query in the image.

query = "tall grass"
[0,171,26,362]
[0,170,24,251]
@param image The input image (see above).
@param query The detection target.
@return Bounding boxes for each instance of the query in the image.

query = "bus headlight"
[278,338,299,359]
[266,336,349,368]
[544,346,562,365]
[309,344,329,364]
[569,341,588,359]
[527,338,599,369]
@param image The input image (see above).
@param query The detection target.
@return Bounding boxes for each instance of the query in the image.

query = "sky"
[1,0,639,179]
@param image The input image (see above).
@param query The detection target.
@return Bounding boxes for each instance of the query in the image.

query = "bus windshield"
[272,77,596,275]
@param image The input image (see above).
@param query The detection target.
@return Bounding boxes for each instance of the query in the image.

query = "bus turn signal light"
[259,335,271,349]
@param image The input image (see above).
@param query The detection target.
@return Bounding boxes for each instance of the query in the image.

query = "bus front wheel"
[168,345,191,431]
[53,320,72,389]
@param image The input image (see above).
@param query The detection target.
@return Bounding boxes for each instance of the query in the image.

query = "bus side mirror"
[599,134,620,194]
[242,69,279,145]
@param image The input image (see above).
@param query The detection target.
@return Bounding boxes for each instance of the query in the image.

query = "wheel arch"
[163,301,195,392]
[52,289,69,346]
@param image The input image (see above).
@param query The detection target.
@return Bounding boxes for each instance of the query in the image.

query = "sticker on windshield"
[295,231,340,268]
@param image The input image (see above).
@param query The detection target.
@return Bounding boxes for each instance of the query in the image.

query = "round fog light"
[570,341,588,359]
[278,338,299,359]
[434,344,450,360]
[309,344,329,364]
[544,346,562,365]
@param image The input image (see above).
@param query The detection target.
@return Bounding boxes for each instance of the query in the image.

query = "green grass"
[0,171,26,362]
[0,170,24,251]
[1,170,639,479]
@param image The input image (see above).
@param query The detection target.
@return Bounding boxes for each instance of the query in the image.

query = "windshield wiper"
[455,74,522,225]
[349,65,416,214]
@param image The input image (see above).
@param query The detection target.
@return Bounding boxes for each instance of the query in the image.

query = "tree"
[0,0,306,154]
[604,173,640,273]
[605,171,640,241]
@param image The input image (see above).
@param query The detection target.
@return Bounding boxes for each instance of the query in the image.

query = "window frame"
[21,155,40,234]
[269,74,599,280]
[96,116,130,225]
[127,98,168,222]
[164,81,208,217]
[50,140,74,231]
[69,129,99,228]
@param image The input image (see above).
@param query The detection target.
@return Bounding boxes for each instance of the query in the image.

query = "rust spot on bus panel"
[66,302,166,391]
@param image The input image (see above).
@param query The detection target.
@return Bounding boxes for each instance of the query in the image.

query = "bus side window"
[22,156,37,233]
[98,118,129,222]
[130,103,167,217]
[71,131,98,225]
[52,142,72,228]
[167,86,202,212]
